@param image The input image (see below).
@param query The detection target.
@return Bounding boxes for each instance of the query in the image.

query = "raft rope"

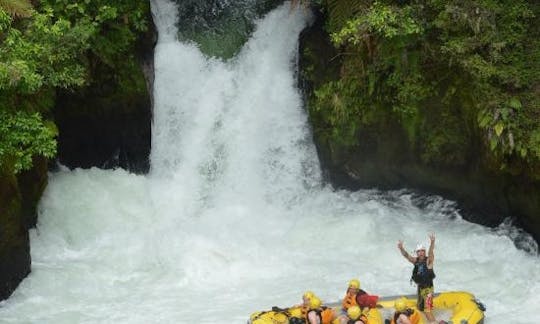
[250,307,290,323]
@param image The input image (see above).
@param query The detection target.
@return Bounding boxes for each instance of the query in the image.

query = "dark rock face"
[323,125,540,241]
[299,13,540,244]
[0,157,48,301]
[17,156,48,229]
[54,88,152,174]
[0,174,31,301]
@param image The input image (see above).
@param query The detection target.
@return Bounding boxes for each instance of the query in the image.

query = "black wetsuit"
[411,258,435,310]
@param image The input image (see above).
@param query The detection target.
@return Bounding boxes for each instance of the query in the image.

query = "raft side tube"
[433,292,485,324]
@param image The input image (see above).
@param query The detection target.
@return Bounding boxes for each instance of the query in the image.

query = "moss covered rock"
[173,0,284,59]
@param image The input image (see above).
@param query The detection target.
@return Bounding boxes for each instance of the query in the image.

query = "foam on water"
[0,1,538,323]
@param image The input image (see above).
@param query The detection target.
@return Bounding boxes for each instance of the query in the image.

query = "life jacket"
[321,307,335,324]
[411,258,435,288]
[390,308,421,324]
[342,293,358,310]
[342,289,368,310]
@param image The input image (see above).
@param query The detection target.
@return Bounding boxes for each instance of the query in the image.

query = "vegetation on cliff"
[0,0,150,176]
[306,0,539,178]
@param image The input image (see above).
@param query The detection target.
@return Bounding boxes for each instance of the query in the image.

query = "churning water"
[0,1,538,323]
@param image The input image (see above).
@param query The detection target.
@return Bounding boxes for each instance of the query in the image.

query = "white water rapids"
[1,1,539,323]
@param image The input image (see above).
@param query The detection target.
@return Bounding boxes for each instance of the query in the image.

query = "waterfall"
[0,1,538,323]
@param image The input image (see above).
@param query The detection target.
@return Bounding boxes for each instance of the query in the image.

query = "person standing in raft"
[397,233,437,324]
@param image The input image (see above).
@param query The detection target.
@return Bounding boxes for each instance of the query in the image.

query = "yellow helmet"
[347,305,361,320]
[348,279,360,289]
[394,297,408,312]
[309,296,322,309]
[303,291,315,299]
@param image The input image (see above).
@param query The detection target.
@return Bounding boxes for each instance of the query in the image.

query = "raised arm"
[397,240,416,263]
[427,233,435,267]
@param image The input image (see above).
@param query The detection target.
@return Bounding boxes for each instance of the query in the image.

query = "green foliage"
[0,9,93,93]
[0,111,57,174]
[308,0,540,171]
[310,1,430,144]
[426,0,539,165]
[0,5,93,173]
[41,0,149,69]
[331,2,422,45]
[0,0,150,174]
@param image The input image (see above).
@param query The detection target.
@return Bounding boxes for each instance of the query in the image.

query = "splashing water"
[0,1,538,323]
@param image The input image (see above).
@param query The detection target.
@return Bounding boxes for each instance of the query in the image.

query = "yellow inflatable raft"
[248,291,485,324]
[248,306,382,324]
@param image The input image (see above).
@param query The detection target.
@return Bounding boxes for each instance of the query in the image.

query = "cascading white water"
[0,1,539,323]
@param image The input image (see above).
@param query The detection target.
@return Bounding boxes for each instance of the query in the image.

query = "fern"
[322,0,369,33]
[0,0,33,18]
